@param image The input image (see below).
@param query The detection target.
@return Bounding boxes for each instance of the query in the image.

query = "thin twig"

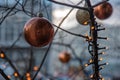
[92,0,109,7]
[32,40,53,80]
[0,69,10,80]
[43,0,50,20]
[53,24,87,38]
[48,0,89,11]
[0,0,20,26]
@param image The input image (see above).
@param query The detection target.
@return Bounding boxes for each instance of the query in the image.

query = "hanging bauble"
[76,2,90,25]
[24,17,54,47]
[94,2,113,20]
[58,51,71,63]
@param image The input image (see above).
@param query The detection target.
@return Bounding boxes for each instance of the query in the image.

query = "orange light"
[89,59,93,63]
[91,26,95,30]
[88,36,92,41]
[33,66,39,71]
[7,75,11,79]
[0,53,5,58]
[14,72,18,77]
[83,21,88,25]
[26,73,30,77]
[27,77,31,80]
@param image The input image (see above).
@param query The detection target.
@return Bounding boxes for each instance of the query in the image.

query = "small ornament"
[37,12,43,17]
[94,2,113,20]
[24,17,54,47]
[76,2,90,25]
[58,51,71,63]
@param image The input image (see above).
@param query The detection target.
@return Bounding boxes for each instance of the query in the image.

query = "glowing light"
[99,58,103,61]
[91,26,95,30]
[27,77,31,80]
[14,72,18,77]
[90,74,93,78]
[88,36,92,41]
[89,59,93,63]
[106,37,109,40]
[26,73,30,77]
[102,52,105,54]
[106,63,109,65]
[33,66,39,71]
[7,75,11,79]
[105,47,109,50]
[101,78,105,80]
[85,33,88,37]
[0,53,5,58]
[85,64,89,67]
[83,21,88,25]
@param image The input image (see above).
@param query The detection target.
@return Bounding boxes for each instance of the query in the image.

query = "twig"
[53,24,87,38]
[92,0,109,7]
[32,40,53,80]
[48,0,89,11]
[0,0,20,26]
[0,69,10,80]
[43,0,51,20]
[0,5,36,17]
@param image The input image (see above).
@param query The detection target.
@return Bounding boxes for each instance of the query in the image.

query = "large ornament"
[76,2,90,25]
[94,2,113,20]
[58,51,71,63]
[24,17,54,47]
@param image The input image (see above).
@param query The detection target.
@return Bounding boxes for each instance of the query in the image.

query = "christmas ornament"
[94,2,113,20]
[58,51,71,63]
[76,2,90,25]
[24,17,54,47]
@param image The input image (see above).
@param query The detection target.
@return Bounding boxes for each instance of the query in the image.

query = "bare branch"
[48,0,89,11]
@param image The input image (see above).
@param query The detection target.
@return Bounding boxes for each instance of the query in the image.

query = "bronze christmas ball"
[59,51,71,63]
[24,17,54,47]
[94,2,113,20]
[76,9,90,25]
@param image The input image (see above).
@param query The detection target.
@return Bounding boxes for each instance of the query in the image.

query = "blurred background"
[0,0,120,80]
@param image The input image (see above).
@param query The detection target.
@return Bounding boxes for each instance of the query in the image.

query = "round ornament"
[58,51,71,63]
[76,2,90,25]
[24,17,54,47]
[76,9,90,25]
[94,2,113,20]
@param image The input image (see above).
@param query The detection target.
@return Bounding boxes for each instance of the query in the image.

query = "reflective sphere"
[59,51,71,63]
[24,17,54,47]
[94,2,113,20]
[76,9,90,25]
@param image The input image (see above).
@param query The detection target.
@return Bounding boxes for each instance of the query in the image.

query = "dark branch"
[48,0,89,11]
